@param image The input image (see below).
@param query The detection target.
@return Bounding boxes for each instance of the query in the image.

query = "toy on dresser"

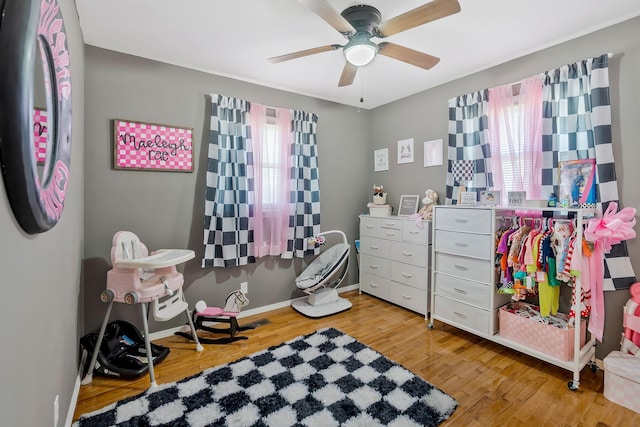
[368,185,391,216]
[418,189,439,220]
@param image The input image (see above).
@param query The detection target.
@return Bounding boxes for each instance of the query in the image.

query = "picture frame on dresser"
[398,195,420,216]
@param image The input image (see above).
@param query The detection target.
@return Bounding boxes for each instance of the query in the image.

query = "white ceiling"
[75,0,640,109]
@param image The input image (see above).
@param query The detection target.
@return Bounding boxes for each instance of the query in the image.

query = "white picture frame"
[479,190,501,206]
[423,139,443,167]
[460,191,477,206]
[398,194,420,216]
[397,138,414,164]
[508,191,526,207]
[374,148,389,172]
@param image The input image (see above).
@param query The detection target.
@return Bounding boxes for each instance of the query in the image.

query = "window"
[488,78,543,200]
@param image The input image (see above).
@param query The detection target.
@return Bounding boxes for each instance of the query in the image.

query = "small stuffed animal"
[372,185,387,205]
[418,189,439,220]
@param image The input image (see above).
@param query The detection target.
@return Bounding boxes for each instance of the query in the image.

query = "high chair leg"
[140,303,158,388]
[81,300,114,385]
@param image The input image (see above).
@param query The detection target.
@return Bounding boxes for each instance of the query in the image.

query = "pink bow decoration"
[584,202,637,341]
[585,202,636,252]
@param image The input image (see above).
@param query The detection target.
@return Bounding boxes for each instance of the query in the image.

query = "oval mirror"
[0,0,72,234]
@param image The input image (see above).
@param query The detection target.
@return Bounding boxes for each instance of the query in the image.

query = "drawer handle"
[401,293,412,300]
[370,264,379,269]
[455,218,469,223]
[370,245,379,250]
[454,288,468,294]
[409,231,419,235]
[454,242,468,247]
[402,273,413,278]
[385,232,397,237]
[366,225,375,229]
[453,311,467,318]
[384,222,396,226]
[402,251,413,257]
[369,283,379,288]
[454,265,468,271]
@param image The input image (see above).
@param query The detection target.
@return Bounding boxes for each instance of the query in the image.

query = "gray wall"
[83,47,373,333]
[369,16,640,358]
[0,0,84,425]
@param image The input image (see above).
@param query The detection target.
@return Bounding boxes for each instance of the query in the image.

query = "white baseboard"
[65,349,87,426]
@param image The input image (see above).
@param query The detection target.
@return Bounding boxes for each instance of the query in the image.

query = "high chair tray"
[116,249,195,269]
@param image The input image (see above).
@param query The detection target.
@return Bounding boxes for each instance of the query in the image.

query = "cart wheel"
[568,380,579,391]
[124,292,139,304]
[100,289,114,303]
[428,322,434,330]
[590,362,598,373]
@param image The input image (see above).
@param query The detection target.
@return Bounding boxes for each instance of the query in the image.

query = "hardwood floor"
[73,291,640,425]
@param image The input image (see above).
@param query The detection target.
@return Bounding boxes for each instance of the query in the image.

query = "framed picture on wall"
[423,139,443,167]
[113,119,194,172]
[374,148,389,172]
[397,138,414,164]
[398,195,420,216]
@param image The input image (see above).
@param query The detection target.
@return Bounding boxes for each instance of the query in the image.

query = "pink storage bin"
[604,351,640,414]
[499,302,586,361]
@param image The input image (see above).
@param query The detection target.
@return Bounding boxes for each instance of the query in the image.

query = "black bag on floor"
[80,320,169,379]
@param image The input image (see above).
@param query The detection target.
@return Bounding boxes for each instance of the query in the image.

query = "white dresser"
[429,205,597,390]
[429,206,510,335]
[359,215,431,315]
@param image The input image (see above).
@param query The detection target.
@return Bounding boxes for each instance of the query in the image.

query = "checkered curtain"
[283,110,321,259]
[540,54,636,291]
[445,90,492,204]
[202,94,256,267]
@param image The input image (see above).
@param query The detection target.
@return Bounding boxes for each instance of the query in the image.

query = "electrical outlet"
[241,281,248,294]
[54,395,59,427]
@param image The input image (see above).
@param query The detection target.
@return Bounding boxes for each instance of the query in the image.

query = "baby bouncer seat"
[82,231,203,388]
[291,230,352,318]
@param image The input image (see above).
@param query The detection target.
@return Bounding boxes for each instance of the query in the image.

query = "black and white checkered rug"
[74,327,457,426]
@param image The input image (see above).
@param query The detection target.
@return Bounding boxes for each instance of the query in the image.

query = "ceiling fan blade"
[298,0,356,35]
[376,0,461,37]
[378,42,440,70]
[338,62,358,87]
[268,44,341,63]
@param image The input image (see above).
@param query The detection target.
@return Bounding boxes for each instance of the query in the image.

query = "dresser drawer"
[434,252,492,283]
[388,282,427,315]
[379,218,402,230]
[359,272,390,299]
[360,237,390,258]
[360,216,380,237]
[434,207,492,233]
[434,230,493,259]
[390,261,427,290]
[434,273,491,309]
[390,241,427,268]
[434,295,490,335]
[379,226,402,241]
[359,254,389,278]
[402,221,431,244]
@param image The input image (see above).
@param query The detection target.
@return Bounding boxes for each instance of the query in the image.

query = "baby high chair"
[81,231,203,388]
[291,230,352,318]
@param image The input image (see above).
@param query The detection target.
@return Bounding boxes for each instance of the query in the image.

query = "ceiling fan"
[268,0,461,87]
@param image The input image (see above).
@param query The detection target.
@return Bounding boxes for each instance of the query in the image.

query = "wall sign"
[113,119,193,172]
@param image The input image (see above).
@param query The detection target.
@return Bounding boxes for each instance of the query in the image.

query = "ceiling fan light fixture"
[344,36,378,67]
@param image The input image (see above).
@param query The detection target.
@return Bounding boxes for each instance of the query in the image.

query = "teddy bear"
[418,189,439,220]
